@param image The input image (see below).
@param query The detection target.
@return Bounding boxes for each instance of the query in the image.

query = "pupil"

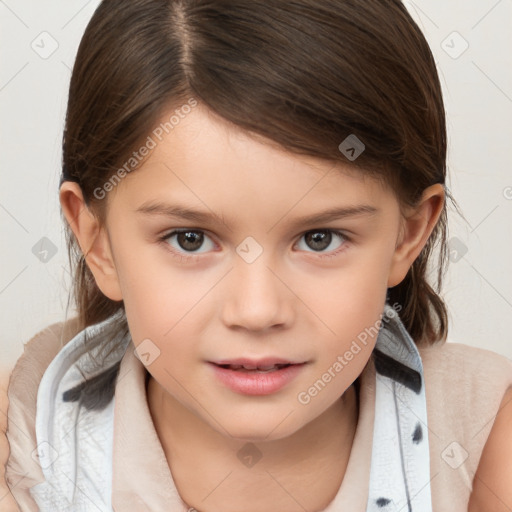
[307,231,331,251]
[178,231,203,251]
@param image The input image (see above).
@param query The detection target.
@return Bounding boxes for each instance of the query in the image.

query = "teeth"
[223,363,290,371]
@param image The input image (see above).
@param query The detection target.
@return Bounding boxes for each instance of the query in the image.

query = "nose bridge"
[221,238,292,331]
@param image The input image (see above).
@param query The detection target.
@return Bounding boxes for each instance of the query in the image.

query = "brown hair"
[60,0,464,410]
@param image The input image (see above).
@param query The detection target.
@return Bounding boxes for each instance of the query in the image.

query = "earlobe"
[387,184,445,288]
[59,182,123,301]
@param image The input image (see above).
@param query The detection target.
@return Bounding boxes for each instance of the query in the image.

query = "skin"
[0,371,20,512]
[59,103,444,512]
[467,385,512,512]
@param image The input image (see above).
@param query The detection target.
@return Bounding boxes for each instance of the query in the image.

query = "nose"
[220,254,294,333]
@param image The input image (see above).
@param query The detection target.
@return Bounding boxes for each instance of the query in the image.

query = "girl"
[3,0,512,511]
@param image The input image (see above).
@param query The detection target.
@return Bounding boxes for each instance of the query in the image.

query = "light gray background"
[1,0,511,371]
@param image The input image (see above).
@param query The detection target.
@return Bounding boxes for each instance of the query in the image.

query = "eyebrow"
[135,201,379,228]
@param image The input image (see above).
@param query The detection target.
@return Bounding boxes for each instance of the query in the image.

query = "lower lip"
[208,363,306,395]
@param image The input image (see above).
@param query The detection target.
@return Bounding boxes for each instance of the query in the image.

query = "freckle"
[412,422,423,444]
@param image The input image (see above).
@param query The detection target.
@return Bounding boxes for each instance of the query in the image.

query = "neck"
[147,376,359,512]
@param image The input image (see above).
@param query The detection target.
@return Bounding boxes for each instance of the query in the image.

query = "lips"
[209,359,307,395]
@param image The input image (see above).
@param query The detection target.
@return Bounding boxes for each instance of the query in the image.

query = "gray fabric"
[367,304,432,511]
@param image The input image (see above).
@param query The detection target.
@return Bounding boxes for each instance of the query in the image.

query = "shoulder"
[467,384,512,511]
[0,367,19,511]
[418,341,512,511]
[9,316,82,389]
[418,340,512,424]
[418,339,512,366]
[2,317,81,507]
[6,314,82,426]
[419,341,512,389]
[6,316,81,429]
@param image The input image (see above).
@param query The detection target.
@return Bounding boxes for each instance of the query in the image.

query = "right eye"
[159,229,217,259]
[295,229,348,255]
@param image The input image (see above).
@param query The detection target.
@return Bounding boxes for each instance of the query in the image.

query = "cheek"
[116,257,216,378]
[306,260,389,367]
[127,302,203,396]
[308,256,389,322]
[114,243,209,334]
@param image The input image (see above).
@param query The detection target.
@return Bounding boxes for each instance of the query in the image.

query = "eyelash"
[157,229,351,263]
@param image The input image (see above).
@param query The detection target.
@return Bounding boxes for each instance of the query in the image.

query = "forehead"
[109,104,396,216]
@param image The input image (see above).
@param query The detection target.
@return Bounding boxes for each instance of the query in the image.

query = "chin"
[216,414,305,443]
[228,428,292,443]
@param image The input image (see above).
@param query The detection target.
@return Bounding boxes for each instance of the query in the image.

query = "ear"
[387,183,445,288]
[59,181,123,301]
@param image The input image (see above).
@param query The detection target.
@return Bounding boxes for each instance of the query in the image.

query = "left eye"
[295,230,346,253]
[161,230,216,253]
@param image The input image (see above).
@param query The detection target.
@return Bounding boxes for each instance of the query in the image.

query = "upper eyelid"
[162,227,349,237]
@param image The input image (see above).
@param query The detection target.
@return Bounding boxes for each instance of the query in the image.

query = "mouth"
[208,359,308,395]
[214,363,294,372]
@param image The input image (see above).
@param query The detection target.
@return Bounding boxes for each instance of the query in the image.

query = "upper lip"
[211,357,306,369]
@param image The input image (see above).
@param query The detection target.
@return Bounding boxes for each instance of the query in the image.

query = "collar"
[367,303,432,511]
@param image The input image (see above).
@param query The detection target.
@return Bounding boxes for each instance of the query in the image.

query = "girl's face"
[85,103,421,440]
